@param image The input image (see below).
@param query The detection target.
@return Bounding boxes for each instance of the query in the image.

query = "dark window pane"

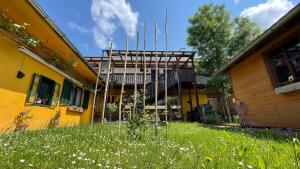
[269,49,291,85]
[285,39,300,78]
[60,79,83,107]
[36,77,55,105]
[270,49,286,66]
[82,90,90,109]
[61,80,72,104]
[275,66,290,84]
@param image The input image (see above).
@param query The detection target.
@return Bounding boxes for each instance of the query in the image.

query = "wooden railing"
[100,74,151,85]
[146,69,196,98]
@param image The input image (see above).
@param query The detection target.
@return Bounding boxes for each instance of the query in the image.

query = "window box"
[274,81,300,94]
[67,106,84,113]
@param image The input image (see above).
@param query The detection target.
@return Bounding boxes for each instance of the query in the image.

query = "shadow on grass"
[199,123,300,143]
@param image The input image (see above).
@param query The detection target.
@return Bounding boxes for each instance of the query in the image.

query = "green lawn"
[0,123,299,168]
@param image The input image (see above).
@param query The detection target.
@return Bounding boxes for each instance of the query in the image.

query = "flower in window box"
[288,75,294,83]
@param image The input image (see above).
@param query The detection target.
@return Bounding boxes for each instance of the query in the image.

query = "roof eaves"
[27,0,98,77]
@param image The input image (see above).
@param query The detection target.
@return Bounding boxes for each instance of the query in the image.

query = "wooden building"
[217,4,300,128]
[85,50,209,121]
[0,0,99,131]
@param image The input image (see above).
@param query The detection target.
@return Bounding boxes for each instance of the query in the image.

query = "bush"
[203,104,222,124]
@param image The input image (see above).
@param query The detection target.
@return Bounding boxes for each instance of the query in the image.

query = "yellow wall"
[0,35,94,132]
[181,88,208,121]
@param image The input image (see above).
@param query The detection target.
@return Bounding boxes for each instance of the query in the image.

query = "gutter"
[27,0,98,78]
[216,3,300,74]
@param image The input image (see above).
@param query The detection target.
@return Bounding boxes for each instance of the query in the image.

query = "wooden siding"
[229,21,300,128]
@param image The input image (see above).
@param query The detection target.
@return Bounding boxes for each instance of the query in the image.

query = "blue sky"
[36,0,300,56]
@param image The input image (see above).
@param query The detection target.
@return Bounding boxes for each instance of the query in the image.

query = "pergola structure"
[85,49,205,121]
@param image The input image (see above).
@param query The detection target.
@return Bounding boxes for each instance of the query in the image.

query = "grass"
[0,123,299,168]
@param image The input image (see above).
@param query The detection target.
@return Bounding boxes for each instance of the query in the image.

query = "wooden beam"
[191,55,201,121]
[176,54,183,121]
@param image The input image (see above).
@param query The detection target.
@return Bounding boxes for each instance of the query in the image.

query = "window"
[268,38,300,86]
[82,90,90,109]
[26,74,60,107]
[60,79,82,107]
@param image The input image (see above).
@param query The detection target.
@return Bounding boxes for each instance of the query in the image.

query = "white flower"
[20,159,25,163]
[293,138,297,143]
[72,161,76,164]
[238,161,244,166]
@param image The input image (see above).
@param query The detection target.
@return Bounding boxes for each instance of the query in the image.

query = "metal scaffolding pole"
[118,35,129,133]
[101,43,113,124]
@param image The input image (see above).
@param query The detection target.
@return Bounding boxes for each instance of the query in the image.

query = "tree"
[187,4,261,122]
[228,16,261,58]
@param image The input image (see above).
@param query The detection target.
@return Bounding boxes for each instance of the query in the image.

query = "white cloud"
[234,0,240,4]
[91,0,138,49]
[68,22,91,34]
[241,0,295,29]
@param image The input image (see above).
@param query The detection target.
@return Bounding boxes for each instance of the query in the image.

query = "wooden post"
[143,21,147,113]
[164,9,168,124]
[176,55,183,121]
[191,55,201,121]
[154,22,159,127]
[133,31,139,112]
[109,63,115,122]
[118,35,129,133]
[188,86,193,112]
[101,43,113,124]
[91,51,104,123]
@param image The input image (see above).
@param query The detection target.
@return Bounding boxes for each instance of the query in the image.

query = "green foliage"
[187,4,261,121]
[0,12,39,47]
[48,109,61,129]
[126,90,149,140]
[107,103,117,115]
[203,104,221,124]
[228,16,261,58]
[0,123,299,168]
[187,4,231,75]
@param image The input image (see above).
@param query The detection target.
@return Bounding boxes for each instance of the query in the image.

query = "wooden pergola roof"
[85,50,195,69]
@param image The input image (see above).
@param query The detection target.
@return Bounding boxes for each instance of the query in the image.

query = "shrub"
[11,109,32,132]
[48,109,61,129]
[126,90,149,140]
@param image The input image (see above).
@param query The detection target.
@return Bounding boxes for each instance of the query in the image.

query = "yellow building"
[0,0,100,132]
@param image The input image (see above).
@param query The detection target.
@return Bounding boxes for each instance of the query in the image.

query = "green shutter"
[60,79,72,105]
[26,74,40,104]
[51,83,61,107]
[82,90,90,109]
